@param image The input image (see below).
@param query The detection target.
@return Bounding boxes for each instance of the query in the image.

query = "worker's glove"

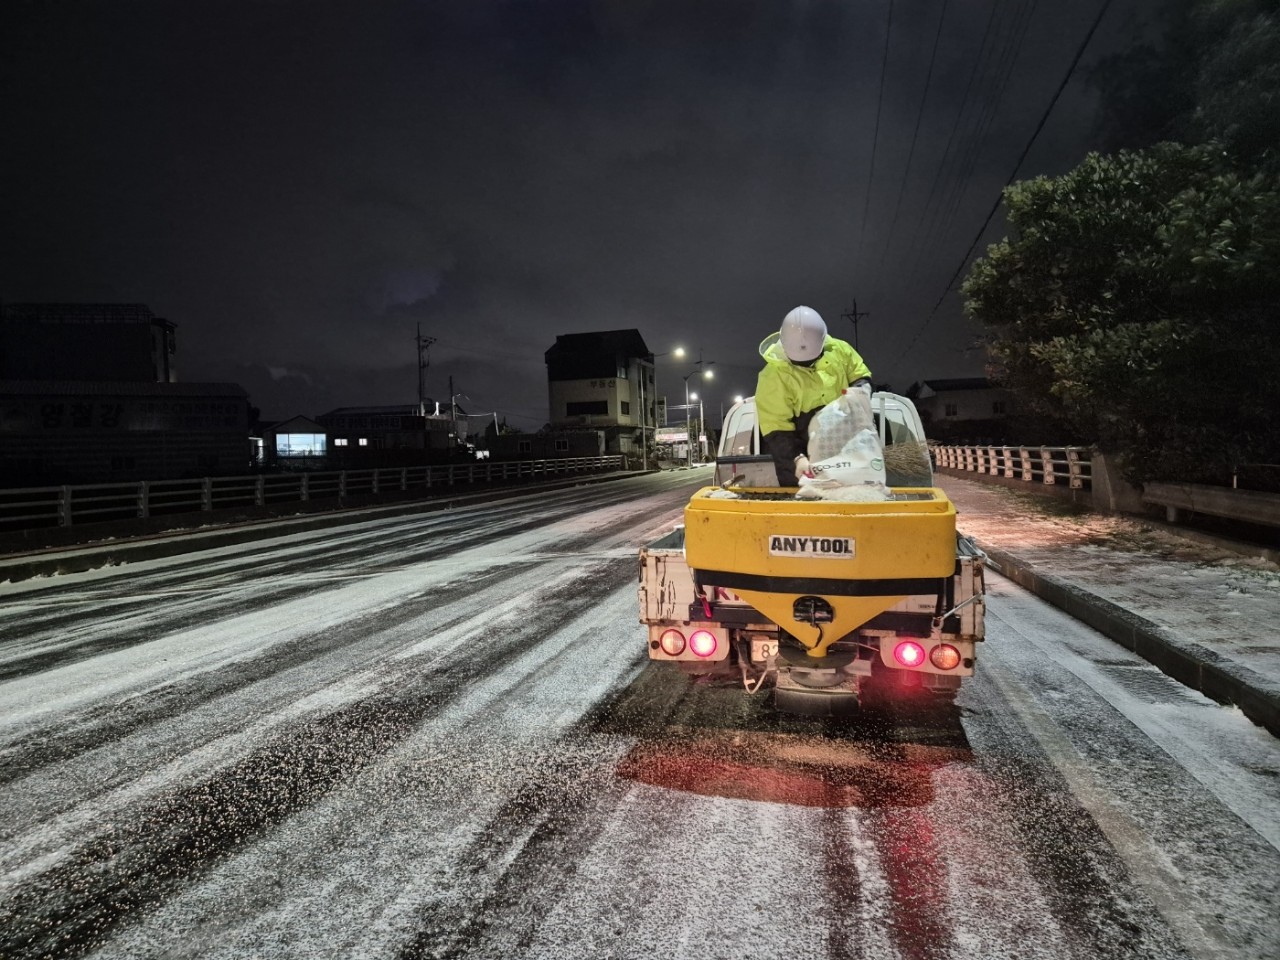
[850,378,872,399]
[794,455,813,478]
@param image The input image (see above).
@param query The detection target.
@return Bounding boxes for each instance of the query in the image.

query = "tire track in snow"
[0,560,639,960]
[0,483,651,680]
[0,576,496,790]
[958,669,1192,960]
[391,745,635,960]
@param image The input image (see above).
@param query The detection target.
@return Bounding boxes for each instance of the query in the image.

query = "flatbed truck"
[638,393,985,715]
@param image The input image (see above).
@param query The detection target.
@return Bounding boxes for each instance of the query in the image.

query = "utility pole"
[449,375,456,443]
[416,324,436,417]
[841,299,870,350]
[638,355,649,472]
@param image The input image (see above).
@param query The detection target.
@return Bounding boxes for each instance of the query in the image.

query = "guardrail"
[934,446,1280,545]
[932,445,1092,491]
[1142,481,1280,529]
[0,456,624,532]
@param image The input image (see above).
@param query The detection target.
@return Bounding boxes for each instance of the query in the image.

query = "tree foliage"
[1192,1,1280,166]
[1091,0,1280,167]
[964,144,1280,484]
[966,0,1280,486]
[1089,0,1200,152]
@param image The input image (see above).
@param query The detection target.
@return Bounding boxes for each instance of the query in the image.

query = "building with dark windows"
[544,329,654,460]
[0,303,248,486]
[487,429,604,461]
[0,380,249,485]
[0,302,177,382]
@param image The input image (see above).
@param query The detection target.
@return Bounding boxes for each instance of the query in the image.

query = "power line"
[878,0,1021,309]
[898,0,1006,280]
[876,0,951,277]
[891,0,1117,366]
[855,0,896,272]
[485,407,547,425]
[901,0,1008,281]
[926,0,1039,261]
[933,0,1113,311]
[911,0,1034,280]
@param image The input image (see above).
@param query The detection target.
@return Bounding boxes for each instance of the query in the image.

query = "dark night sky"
[1,0,1149,425]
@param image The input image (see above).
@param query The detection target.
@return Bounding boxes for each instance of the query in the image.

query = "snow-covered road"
[1,472,1277,960]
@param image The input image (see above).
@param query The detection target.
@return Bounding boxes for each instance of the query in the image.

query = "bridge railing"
[0,456,625,532]
[931,445,1092,491]
[932,445,1280,537]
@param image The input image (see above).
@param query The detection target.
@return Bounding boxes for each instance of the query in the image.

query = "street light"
[690,391,707,462]
[450,392,468,444]
[682,359,714,466]
[721,394,746,423]
[640,347,687,472]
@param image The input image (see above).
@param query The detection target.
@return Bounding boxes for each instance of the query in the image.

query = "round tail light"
[659,629,686,656]
[930,643,961,670]
[893,640,926,667]
[688,629,718,658]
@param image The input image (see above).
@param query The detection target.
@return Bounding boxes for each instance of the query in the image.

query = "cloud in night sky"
[1,0,1139,424]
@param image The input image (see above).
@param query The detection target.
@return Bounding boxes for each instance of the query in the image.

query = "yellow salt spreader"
[638,393,985,715]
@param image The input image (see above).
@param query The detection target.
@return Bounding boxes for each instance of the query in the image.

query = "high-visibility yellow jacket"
[755,333,871,482]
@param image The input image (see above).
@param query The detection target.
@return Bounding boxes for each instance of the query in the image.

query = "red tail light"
[689,629,718,658]
[659,629,686,656]
[893,640,926,667]
[930,643,961,670]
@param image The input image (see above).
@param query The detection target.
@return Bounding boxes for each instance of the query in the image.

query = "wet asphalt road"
[1,471,1277,960]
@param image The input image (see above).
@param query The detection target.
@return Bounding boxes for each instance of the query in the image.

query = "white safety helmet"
[779,306,827,362]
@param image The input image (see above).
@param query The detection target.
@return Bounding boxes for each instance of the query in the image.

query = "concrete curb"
[981,544,1280,738]
[0,470,650,584]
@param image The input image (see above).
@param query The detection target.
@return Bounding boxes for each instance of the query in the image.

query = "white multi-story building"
[544,329,655,459]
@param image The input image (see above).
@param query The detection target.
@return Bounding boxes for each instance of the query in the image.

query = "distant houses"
[906,378,1013,444]
[263,403,468,471]
[0,301,1033,490]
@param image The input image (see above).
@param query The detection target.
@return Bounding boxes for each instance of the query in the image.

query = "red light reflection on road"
[868,808,950,960]
[616,731,970,809]
[616,729,969,960]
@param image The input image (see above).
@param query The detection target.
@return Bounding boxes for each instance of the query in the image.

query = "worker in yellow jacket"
[756,305,872,486]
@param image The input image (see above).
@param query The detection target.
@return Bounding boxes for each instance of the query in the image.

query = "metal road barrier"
[931,445,1092,491]
[933,446,1280,543]
[1142,481,1280,529]
[0,457,624,533]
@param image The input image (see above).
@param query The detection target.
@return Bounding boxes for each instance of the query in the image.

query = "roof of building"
[267,415,326,434]
[912,377,998,395]
[0,303,169,326]
[544,329,651,362]
[317,399,466,418]
[0,380,245,397]
[319,404,422,417]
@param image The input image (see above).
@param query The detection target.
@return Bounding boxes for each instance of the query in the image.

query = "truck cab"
[714,391,933,488]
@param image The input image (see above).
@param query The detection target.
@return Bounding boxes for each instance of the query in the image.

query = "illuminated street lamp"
[721,394,746,423]
[682,357,713,466]
[690,391,707,462]
[639,347,686,472]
